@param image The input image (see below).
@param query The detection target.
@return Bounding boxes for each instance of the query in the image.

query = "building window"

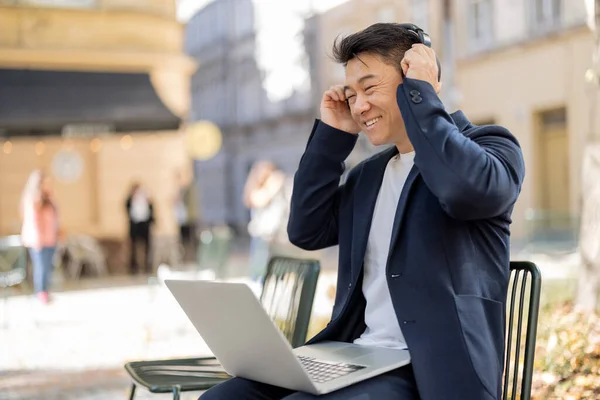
[376,6,396,23]
[530,0,562,31]
[410,0,429,32]
[237,79,261,125]
[472,118,496,126]
[540,107,566,129]
[467,0,494,52]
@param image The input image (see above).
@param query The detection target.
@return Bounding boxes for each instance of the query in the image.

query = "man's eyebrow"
[343,74,377,93]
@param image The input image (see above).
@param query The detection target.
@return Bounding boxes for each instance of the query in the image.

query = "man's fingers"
[402,48,419,67]
[400,57,410,76]
[334,86,346,102]
[325,88,340,102]
[407,45,437,68]
[411,43,434,58]
[404,46,438,72]
[324,85,346,102]
[401,49,423,73]
[405,47,428,64]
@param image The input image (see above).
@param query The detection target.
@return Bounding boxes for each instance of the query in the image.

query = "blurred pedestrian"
[20,170,60,304]
[126,182,154,274]
[172,169,198,262]
[243,161,291,281]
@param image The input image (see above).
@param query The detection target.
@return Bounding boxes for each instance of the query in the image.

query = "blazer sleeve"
[397,78,525,220]
[287,120,358,250]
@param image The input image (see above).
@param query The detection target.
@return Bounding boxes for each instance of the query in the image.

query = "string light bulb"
[35,141,45,156]
[120,135,133,150]
[2,141,12,154]
[90,138,102,153]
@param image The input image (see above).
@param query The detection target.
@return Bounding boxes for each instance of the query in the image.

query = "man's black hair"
[332,23,420,72]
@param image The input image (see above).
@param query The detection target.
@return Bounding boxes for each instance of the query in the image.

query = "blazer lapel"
[350,112,466,278]
[385,164,420,270]
[382,112,468,269]
[350,147,397,281]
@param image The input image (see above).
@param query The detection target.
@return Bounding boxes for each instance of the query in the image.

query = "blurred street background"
[2,0,600,399]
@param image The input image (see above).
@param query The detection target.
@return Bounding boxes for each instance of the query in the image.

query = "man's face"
[344,53,406,147]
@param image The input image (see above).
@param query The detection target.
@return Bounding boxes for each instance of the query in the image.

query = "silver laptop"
[164,279,411,395]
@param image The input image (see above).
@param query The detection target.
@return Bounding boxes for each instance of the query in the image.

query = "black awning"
[0,69,181,136]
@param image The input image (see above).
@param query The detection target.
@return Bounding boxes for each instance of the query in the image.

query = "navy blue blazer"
[287,77,525,400]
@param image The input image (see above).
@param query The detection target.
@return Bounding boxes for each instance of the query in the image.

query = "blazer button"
[411,96,422,104]
[348,283,352,289]
[409,90,421,96]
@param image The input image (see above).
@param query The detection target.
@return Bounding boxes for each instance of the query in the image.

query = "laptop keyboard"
[297,355,366,384]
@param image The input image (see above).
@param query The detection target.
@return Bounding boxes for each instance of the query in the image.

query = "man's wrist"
[307,120,358,160]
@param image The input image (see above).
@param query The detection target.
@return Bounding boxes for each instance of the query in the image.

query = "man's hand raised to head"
[320,85,361,135]
[400,44,442,94]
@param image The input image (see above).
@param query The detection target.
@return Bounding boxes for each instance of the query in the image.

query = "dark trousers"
[179,223,196,262]
[129,222,151,274]
[200,364,420,400]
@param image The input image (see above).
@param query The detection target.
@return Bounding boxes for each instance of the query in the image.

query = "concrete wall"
[0,0,194,241]
[455,27,595,239]
[309,0,594,243]
[0,132,188,239]
[0,7,182,53]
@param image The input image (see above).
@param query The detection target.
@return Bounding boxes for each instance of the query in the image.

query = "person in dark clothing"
[126,182,155,274]
[172,169,199,262]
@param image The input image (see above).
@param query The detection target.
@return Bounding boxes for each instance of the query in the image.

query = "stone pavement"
[0,244,578,400]
[0,251,338,400]
[1,280,211,399]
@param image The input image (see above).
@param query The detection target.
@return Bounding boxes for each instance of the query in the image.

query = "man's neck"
[395,141,414,154]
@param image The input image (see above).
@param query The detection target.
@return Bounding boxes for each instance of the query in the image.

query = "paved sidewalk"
[0,252,337,399]
[0,244,575,399]
[1,282,211,399]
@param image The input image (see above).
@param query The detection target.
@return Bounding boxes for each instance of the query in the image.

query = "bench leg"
[173,386,180,400]
[129,383,136,400]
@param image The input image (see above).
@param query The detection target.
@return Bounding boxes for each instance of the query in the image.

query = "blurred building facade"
[186,0,315,231]
[187,0,595,247]
[0,0,195,239]
[305,0,593,247]
[452,0,590,247]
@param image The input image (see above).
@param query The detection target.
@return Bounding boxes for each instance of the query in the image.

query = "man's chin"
[365,132,388,147]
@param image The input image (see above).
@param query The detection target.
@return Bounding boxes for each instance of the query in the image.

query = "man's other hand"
[320,85,361,134]
[401,44,442,94]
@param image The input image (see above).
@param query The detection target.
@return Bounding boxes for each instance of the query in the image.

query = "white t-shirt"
[130,191,151,223]
[353,151,415,350]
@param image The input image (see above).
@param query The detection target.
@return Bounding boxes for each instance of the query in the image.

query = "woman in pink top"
[20,170,59,304]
